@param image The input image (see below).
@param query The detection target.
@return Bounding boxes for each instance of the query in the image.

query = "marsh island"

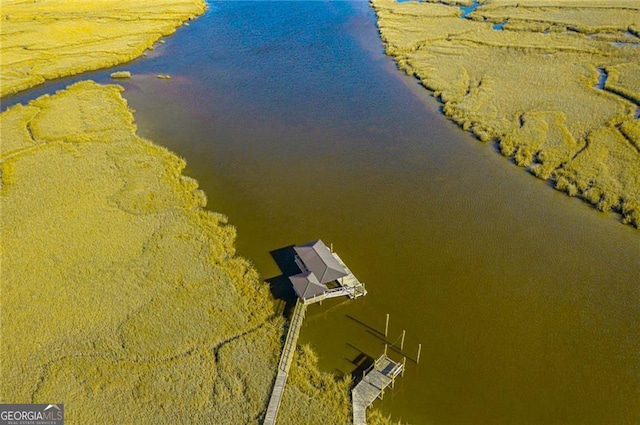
[372,0,640,227]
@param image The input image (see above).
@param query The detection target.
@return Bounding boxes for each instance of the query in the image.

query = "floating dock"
[352,355,404,425]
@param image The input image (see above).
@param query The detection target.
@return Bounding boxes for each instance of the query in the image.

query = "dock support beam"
[384,313,389,338]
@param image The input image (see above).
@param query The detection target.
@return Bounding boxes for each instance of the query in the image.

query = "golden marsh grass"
[1,81,269,417]
[0,0,206,97]
[372,0,640,227]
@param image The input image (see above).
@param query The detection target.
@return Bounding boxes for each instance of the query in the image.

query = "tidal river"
[5,1,639,423]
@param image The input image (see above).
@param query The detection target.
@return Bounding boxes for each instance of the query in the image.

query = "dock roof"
[294,240,347,284]
[289,272,327,300]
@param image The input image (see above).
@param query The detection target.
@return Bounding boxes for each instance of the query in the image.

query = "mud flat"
[1,0,206,97]
[372,0,640,227]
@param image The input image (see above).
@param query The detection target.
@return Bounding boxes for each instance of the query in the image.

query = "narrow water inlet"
[493,21,507,30]
[460,0,481,18]
[593,67,640,119]
[595,67,608,90]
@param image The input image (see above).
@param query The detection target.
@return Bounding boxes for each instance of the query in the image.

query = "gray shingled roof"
[294,240,347,284]
[289,272,327,300]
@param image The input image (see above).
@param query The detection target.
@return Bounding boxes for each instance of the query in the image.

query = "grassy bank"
[1,80,269,420]
[1,0,207,97]
[372,0,640,228]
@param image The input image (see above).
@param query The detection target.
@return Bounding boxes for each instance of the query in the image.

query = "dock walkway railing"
[302,286,359,305]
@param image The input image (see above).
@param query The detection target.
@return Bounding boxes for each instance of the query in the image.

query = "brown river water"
[4,1,639,423]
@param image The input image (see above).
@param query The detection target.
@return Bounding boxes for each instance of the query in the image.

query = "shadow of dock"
[346,343,375,384]
[346,314,384,338]
[265,245,303,318]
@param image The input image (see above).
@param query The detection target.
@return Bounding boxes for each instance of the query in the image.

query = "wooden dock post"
[384,343,388,356]
[402,356,406,377]
[417,343,422,364]
[384,313,389,338]
[400,330,406,351]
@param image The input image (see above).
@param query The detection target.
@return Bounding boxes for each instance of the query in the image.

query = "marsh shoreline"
[372,0,640,228]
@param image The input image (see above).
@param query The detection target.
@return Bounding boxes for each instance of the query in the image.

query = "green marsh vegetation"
[372,0,640,227]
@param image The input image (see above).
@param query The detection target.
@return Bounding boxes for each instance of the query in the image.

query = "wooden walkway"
[334,252,367,298]
[351,355,403,425]
[301,285,361,305]
[264,243,368,424]
[263,299,307,425]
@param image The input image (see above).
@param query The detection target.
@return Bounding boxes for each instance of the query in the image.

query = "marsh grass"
[110,71,132,79]
[0,0,207,97]
[372,0,640,227]
[606,63,640,105]
[277,344,352,424]
[1,80,270,404]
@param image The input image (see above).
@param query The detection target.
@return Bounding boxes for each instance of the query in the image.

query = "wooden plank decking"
[264,243,369,424]
[301,285,358,305]
[352,355,403,425]
[263,299,307,425]
[333,252,367,298]
[264,372,287,424]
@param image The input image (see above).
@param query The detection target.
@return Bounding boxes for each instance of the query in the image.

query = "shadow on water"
[265,245,302,317]
[346,314,384,338]
[346,343,376,384]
